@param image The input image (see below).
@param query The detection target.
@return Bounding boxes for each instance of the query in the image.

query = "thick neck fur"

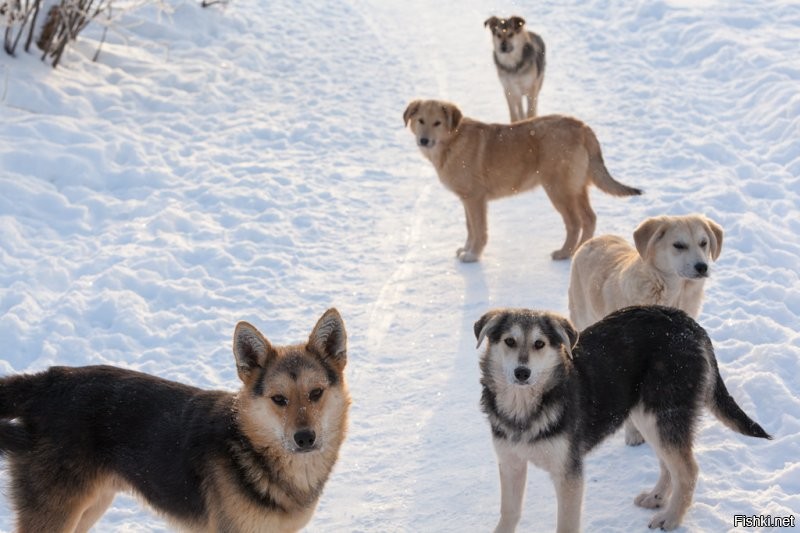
[419,134,453,170]
[640,262,707,316]
[493,42,534,74]
[231,396,346,513]
[480,355,568,443]
[418,119,479,174]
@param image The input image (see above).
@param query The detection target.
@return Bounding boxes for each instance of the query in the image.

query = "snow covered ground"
[0,0,798,531]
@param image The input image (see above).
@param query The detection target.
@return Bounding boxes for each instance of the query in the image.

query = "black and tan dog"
[475,305,770,532]
[485,16,546,122]
[0,309,350,533]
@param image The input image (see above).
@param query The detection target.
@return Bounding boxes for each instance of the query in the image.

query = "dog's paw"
[625,427,646,446]
[550,249,571,261]
[648,511,681,531]
[457,250,480,263]
[493,520,518,533]
[635,491,664,509]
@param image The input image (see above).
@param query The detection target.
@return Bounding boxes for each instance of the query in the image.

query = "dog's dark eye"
[433,120,441,127]
[673,242,687,250]
[699,240,707,248]
[271,395,288,407]
[418,118,425,125]
[309,388,324,402]
[504,337,517,348]
[533,340,545,350]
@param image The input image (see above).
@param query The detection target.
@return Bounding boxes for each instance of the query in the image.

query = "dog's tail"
[705,344,772,440]
[0,374,35,454]
[584,127,642,197]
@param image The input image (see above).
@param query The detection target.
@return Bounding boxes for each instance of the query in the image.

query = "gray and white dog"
[485,16,546,122]
[476,305,771,532]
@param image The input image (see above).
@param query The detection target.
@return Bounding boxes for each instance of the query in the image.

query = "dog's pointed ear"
[233,321,274,383]
[475,310,503,349]
[404,100,422,127]
[702,216,724,261]
[633,216,666,260]
[484,16,499,29]
[307,308,347,371]
[442,102,463,131]
[550,315,579,360]
[509,16,526,29]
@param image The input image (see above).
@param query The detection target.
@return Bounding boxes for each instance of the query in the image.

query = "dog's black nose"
[514,367,531,382]
[500,41,510,53]
[294,429,316,450]
[695,262,708,275]
[419,137,430,146]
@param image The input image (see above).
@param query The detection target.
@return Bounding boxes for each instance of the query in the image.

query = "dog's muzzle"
[694,262,708,277]
[500,41,512,53]
[418,137,435,148]
[513,366,531,384]
[293,428,317,452]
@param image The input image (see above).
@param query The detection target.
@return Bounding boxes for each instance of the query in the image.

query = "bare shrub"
[37,0,112,67]
[2,0,111,67]
[3,0,44,55]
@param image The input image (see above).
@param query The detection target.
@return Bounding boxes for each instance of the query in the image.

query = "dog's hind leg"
[624,419,645,446]
[575,190,596,250]
[647,446,698,531]
[546,190,582,260]
[74,487,116,533]
[10,451,101,533]
[15,498,85,533]
[493,451,527,533]
[634,458,672,509]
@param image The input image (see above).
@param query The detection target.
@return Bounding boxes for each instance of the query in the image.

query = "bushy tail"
[0,374,35,454]
[708,367,772,440]
[585,127,643,197]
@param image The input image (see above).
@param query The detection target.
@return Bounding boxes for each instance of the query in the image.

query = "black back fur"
[479,305,770,457]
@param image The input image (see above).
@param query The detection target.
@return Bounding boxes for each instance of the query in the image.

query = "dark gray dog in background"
[485,16,546,122]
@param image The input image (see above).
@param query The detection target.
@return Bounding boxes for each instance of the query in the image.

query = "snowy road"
[0,0,797,531]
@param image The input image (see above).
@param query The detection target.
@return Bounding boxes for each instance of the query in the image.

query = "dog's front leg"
[458,197,488,262]
[504,91,522,122]
[457,202,475,259]
[494,452,527,533]
[525,93,538,119]
[552,472,584,533]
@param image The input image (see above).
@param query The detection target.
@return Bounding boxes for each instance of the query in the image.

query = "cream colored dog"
[403,99,642,261]
[568,214,724,445]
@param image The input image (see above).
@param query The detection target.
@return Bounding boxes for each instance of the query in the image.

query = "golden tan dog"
[403,99,642,261]
[568,214,724,445]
